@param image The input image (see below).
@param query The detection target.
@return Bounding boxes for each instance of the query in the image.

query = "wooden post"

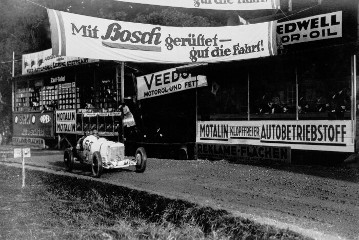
[12,52,15,113]
[351,54,357,145]
[247,72,250,121]
[295,67,299,121]
[22,150,25,188]
[12,51,15,77]
[121,62,125,142]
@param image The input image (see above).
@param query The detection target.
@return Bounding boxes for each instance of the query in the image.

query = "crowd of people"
[256,88,351,119]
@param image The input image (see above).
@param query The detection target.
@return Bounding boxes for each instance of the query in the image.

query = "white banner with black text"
[47,9,277,64]
[197,120,354,152]
[137,67,207,100]
[114,0,280,10]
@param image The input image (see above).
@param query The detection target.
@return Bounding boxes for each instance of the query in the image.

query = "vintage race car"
[63,135,147,177]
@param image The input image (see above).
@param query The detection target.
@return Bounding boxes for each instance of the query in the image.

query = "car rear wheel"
[64,148,74,172]
[135,147,147,173]
[92,151,103,178]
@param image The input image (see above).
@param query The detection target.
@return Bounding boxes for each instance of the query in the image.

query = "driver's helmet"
[92,130,99,138]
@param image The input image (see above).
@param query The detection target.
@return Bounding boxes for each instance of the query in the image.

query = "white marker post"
[14,148,31,188]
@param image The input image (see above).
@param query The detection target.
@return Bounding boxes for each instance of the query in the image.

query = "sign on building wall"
[47,9,277,63]
[55,110,77,133]
[277,11,342,45]
[197,120,354,153]
[114,0,280,10]
[12,137,45,148]
[22,48,98,75]
[197,143,291,163]
[13,112,54,138]
[137,67,207,100]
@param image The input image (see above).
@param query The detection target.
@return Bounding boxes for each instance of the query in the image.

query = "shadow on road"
[228,153,359,183]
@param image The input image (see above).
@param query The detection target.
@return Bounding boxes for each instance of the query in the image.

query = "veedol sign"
[114,0,280,10]
[137,67,208,100]
[47,9,277,63]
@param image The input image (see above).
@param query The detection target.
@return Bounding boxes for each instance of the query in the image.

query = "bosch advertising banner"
[13,112,54,138]
[22,48,98,75]
[114,0,280,10]
[137,67,207,100]
[56,110,77,133]
[47,9,277,63]
[277,11,342,45]
[197,120,354,153]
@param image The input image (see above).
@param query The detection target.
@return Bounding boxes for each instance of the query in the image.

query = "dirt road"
[2,153,359,240]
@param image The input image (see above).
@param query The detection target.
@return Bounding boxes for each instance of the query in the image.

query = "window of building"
[197,50,352,121]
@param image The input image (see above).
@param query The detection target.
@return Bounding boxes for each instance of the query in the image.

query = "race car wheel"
[135,147,147,173]
[64,148,74,172]
[177,147,188,160]
[92,151,103,178]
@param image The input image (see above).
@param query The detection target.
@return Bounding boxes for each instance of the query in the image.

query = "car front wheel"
[64,148,74,172]
[92,151,103,178]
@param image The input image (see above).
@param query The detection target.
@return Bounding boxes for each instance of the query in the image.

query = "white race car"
[64,135,147,177]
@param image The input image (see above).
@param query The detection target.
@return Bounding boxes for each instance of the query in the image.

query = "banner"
[137,67,207,100]
[12,137,45,148]
[22,48,98,75]
[197,120,354,152]
[47,9,277,64]
[13,112,54,138]
[197,143,291,163]
[277,11,342,45]
[56,110,77,133]
[114,0,280,10]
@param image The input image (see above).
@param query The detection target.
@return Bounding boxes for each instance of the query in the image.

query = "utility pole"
[12,51,15,77]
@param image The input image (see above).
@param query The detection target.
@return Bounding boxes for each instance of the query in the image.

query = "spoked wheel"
[92,151,103,178]
[64,148,74,172]
[135,147,147,173]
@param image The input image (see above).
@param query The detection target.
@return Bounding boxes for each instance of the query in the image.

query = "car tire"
[64,148,74,172]
[135,147,147,173]
[178,147,188,160]
[92,151,103,178]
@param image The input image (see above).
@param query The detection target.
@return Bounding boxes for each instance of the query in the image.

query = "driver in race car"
[76,131,90,151]
[76,130,100,151]
[75,130,102,161]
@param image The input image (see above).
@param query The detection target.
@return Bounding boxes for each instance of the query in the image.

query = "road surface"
[1,151,359,240]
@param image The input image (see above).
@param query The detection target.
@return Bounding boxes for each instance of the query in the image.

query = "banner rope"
[0,59,21,64]
[24,0,48,9]
[277,4,320,22]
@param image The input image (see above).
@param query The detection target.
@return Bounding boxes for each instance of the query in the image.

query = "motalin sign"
[55,110,77,133]
[197,120,354,153]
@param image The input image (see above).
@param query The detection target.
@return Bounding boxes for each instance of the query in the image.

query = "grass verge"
[0,165,311,240]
